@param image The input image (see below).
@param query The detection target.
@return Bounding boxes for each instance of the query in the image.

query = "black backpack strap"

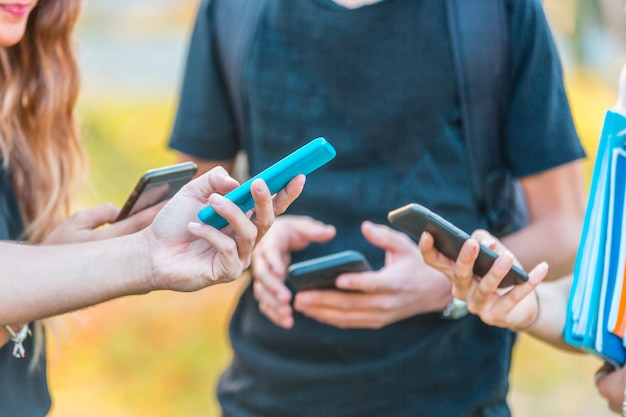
[446,0,527,236]
[214,0,265,141]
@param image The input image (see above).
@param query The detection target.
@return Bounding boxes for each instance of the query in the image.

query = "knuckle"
[378,298,396,313]
[474,285,492,299]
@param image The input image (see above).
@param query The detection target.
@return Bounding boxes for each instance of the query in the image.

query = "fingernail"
[481,237,495,248]
[462,242,474,254]
[277,306,290,316]
[210,194,226,207]
[336,277,349,288]
[297,293,311,306]
[277,290,291,302]
[188,222,201,231]
[594,370,610,385]
[497,252,513,267]
[366,222,381,237]
[535,262,549,275]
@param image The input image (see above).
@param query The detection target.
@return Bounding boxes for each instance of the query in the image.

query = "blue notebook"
[565,110,626,367]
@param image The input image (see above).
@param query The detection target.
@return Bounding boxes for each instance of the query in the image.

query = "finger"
[199,166,240,198]
[466,251,516,312]
[490,263,548,322]
[252,250,292,303]
[361,221,415,255]
[249,179,274,240]
[106,203,163,238]
[594,363,616,387]
[335,271,396,293]
[294,292,390,329]
[209,194,258,260]
[294,290,373,311]
[272,174,306,216]
[296,305,379,329]
[270,217,336,251]
[451,239,481,299]
[418,231,456,275]
[253,279,294,328]
[594,364,624,414]
[187,222,243,280]
[74,203,120,228]
[472,229,507,255]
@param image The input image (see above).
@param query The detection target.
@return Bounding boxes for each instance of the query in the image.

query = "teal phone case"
[197,137,336,228]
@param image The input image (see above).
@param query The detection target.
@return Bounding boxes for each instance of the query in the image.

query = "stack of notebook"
[565,110,626,367]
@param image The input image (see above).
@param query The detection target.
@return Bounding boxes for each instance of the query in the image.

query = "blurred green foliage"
[75,96,178,209]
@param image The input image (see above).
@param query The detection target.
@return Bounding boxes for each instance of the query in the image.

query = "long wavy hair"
[0,0,86,362]
[0,0,85,243]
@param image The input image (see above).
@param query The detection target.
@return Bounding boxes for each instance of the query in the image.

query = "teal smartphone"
[115,161,198,222]
[286,250,372,292]
[197,137,336,228]
[388,203,528,287]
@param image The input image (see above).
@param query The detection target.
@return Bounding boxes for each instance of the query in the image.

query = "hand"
[44,202,162,244]
[292,221,452,329]
[595,363,626,415]
[143,167,305,291]
[251,215,337,328]
[419,229,548,331]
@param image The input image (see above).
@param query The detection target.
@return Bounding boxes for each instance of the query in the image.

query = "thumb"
[361,220,414,254]
[72,203,120,229]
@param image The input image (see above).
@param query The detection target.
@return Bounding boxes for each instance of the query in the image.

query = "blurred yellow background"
[46,1,625,416]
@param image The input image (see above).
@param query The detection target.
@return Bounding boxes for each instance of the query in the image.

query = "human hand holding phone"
[291,221,454,328]
[388,203,528,287]
[419,228,550,332]
[251,215,337,329]
[116,161,198,222]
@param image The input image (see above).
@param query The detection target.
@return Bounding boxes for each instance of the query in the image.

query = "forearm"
[525,277,580,352]
[0,232,151,325]
[502,161,586,280]
[501,212,582,280]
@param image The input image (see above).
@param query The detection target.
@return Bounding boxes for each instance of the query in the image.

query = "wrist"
[513,289,541,332]
[441,297,469,320]
[119,231,155,295]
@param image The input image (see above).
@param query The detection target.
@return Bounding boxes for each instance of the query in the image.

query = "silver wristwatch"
[441,298,469,320]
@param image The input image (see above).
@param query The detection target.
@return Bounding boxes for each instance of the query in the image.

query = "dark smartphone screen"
[286,250,372,292]
[388,203,528,287]
[115,161,198,222]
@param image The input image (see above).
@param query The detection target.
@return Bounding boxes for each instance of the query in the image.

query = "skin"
[0,0,38,47]
[0,167,305,326]
[419,229,626,415]
[177,134,585,331]
[0,1,305,342]
[331,0,382,8]
[417,64,626,415]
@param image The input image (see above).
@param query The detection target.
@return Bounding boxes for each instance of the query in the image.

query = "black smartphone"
[286,250,373,292]
[115,161,198,222]
[387,203,528,287]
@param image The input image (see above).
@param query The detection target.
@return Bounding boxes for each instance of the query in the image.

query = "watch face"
[441,298,469,320]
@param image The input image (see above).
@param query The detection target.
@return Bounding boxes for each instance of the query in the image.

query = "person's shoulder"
[504,0,553,40]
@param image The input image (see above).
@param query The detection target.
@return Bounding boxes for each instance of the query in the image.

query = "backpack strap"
[446,0,527,236]
[214,0,265,141]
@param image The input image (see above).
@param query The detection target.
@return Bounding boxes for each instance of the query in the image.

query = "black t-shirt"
[169,0,585,415]
[0,165,51,417]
